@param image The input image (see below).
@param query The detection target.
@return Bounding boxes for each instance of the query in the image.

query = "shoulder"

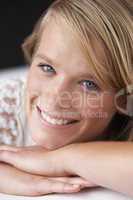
[0,78,26,145]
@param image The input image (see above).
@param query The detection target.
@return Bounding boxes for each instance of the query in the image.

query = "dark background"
[0,0,53,69]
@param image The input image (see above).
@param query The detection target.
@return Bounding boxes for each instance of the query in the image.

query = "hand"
[0,145,68,176]
[0,162,86,196]
[0,145,97,188]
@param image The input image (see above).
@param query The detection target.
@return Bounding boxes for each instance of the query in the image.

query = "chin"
[31,133,66,150]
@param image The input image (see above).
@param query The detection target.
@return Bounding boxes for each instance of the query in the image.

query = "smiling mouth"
[36,105,80,126]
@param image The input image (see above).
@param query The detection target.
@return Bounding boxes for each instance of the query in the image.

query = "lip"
[37,105,80,121]
[36,106,80,130]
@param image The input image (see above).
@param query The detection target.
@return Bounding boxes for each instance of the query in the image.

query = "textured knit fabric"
[0,78,27,146]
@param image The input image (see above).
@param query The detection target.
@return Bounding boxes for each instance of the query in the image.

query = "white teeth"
[40,111,70,125]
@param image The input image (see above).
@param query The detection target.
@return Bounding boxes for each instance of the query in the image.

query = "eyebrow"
[35,53,96,80]
[35,53,57,66]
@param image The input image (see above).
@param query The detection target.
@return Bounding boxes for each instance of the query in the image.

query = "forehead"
[37,19,85,61]
[35,16,107,78]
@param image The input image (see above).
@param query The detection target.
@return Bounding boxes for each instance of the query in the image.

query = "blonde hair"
[22,0,133,141]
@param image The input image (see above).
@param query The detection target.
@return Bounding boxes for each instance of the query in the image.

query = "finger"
[0,151,23,167]
[33,179,81,195]
[17,146,49,152]
[48,177,91,187]
[0,145,48,152]
[50,177,97,188]
[0,145,20,152]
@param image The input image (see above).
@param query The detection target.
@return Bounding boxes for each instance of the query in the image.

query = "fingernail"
[64,184,80,191]
[82,181,90,186]
[72,184,81,189]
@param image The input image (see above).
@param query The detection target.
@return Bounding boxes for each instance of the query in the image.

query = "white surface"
[0,188,132,200]
[0,67,132,200]
[0,66,28,79]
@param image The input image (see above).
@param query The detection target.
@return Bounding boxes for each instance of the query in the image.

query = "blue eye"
[80,80,100,91]
[38,63,56,73]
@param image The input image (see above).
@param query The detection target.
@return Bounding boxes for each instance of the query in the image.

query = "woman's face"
[26,19,117,149]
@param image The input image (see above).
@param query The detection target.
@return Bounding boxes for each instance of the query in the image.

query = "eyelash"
[38,63,56,74]
[80,80,100,91]
[37,63,100,91]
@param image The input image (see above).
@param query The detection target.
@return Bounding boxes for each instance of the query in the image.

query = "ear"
[115,92,133,117]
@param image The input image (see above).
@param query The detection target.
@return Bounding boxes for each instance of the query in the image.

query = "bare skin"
[0,145,91,196]
[0,142,133,197]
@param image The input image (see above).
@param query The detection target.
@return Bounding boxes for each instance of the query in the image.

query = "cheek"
[76,104,116,142]
[27,68,42,94]
[26,69,42,120]
[81,92,116,118]
[80,93,116,132]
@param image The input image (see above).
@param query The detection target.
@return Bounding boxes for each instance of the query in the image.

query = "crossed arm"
[0,145,94,196]
[0,141,132,197]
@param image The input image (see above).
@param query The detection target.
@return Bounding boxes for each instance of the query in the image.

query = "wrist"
[49,144,77,176]
[59,143,81,175]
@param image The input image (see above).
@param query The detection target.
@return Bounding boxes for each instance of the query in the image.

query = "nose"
[41,77,73,111]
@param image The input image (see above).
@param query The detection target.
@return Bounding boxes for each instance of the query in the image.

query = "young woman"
[0,0,132,197]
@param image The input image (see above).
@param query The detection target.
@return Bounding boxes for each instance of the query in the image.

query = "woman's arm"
[63,141,133,197]
[0,162,84,196]
[0,146,87,196]
[0,142,132,197]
